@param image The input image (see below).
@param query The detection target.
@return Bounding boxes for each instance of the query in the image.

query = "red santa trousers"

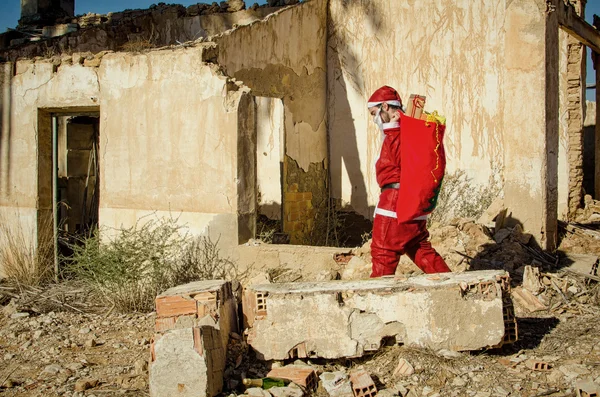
[370,188,451,277]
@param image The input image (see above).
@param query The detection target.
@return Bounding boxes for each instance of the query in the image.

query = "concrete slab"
[244,270,516,359]
[149,326,225,397]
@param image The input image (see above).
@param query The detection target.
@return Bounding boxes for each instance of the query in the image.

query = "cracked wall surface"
[0,43,251,269]
[213,0,328,243]
[328,0,508,219]
[244,270,515,360]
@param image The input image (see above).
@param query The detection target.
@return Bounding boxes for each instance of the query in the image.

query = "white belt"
[374,207,428,221]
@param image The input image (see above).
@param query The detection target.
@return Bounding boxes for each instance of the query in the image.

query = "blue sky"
[0,1,599,99]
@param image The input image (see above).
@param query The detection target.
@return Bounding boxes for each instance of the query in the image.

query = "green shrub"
[65,215,237,312]
[429,170,501,226]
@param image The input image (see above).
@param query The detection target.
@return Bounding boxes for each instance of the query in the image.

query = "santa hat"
[367,86,403,109]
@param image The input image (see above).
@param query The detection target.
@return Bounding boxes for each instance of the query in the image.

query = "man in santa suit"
[367,85,451,277]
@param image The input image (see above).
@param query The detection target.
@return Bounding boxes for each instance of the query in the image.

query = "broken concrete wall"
[0,43,252,274]
[244,270,516,359]
[213,0,328,243]
[1,5,280,60]
[328,0,507,219]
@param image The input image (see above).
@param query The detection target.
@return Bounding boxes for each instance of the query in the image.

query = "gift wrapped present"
[406,94,426,119]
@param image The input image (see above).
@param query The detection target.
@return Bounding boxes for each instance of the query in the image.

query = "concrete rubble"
[150,280,237,397]
[244,270,517,360]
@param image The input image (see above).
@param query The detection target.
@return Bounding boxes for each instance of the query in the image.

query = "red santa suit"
[367,86,450,277]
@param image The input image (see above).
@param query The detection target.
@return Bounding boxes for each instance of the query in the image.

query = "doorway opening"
[37,108,100,276]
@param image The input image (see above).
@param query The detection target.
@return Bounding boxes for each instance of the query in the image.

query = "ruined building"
[0,0,599,272]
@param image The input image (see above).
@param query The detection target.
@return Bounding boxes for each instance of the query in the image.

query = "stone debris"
[319,371,353,397]
[245,271,516,360]
[523,265,544,294]
[74,378,99,392]
[393,358,415,378]
[575,379,600,397]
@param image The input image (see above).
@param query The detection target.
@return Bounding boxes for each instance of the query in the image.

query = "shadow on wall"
[0,63,13,195]
[328,0,383,220]
[583,123,595,198]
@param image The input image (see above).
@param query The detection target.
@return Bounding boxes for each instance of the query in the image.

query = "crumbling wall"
[213,0,328,243]
[97,46,248,251]
[328,0,507,219]
[1,4,280,60]
[0,43,251,274]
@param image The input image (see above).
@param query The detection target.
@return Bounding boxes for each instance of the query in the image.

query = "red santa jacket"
[375,121,402,188]
[375,115,446,223]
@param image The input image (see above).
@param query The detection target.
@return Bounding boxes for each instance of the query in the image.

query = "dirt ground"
[1,220,599,397]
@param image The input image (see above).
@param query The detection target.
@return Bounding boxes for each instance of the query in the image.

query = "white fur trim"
[367,100,402,108]
[382,121,400,129]
[374,207,430,221]
[374,207,397,218]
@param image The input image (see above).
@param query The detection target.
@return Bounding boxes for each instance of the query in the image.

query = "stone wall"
[0,43,251,275]
[1,4,281,61]
[213,0,328,243]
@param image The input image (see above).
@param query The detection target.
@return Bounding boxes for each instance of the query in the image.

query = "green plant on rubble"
[64,215,238,312]
[428,170,501,226]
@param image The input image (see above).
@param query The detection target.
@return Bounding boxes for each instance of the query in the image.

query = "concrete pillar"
[20,0,75,26]
[244,270,517,359]
[503,0,559,250]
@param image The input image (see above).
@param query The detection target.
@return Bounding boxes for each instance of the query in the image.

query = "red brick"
[349,370,377,397]
[267,366,318,390]
[155,296,197,318]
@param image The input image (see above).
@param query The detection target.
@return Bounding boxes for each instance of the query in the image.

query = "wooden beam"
[553,0,600,55]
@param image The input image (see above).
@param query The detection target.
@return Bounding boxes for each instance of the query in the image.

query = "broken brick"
[349,370,377,397]
[525,359,552,371]
[512,287,548,312]
[267,366,318,390]
[393,358,414,377]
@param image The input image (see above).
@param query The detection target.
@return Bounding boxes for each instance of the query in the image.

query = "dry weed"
[121,39,154,52]
[0,212,54,286]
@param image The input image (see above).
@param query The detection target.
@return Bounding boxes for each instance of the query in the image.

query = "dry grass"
[121,39,154,52]
[0,213,54,287]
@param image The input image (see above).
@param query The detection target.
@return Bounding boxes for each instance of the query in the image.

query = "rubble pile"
[2,213,600,396]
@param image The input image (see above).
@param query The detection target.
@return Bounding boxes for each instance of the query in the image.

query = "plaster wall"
[503,0,557,249]
[213,0,328,243]
[328,0,507,218]
[256,97,284,220]
[0,44,248,273]
[558,30,570,220]
[213,0,328,171]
